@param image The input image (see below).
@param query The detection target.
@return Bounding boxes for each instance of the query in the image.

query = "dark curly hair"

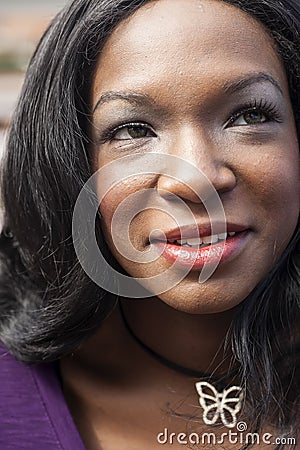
[0,0,299,446]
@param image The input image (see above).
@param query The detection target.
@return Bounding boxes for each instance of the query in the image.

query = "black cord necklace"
[119,302,244,428]
[119,301,236,387]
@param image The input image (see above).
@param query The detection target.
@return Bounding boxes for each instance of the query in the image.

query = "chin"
[145,274,257,315]
[156,292,243,315]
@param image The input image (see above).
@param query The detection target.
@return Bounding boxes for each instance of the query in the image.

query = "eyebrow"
[223,72,283,96]
[93,92,156,113]
[93,72,283,112]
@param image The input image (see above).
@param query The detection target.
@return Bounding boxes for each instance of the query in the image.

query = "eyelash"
[100,122,154,142]
[226,99,282,127]
[98,99,282,143]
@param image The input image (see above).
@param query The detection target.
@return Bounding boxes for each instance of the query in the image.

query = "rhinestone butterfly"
[195,381,243,428]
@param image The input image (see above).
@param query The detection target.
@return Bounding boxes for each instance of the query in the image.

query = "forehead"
[93,0,287,100]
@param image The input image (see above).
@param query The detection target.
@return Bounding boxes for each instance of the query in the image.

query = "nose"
[157,132,237,203]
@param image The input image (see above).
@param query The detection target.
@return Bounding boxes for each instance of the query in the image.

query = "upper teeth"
[171,232,236,247]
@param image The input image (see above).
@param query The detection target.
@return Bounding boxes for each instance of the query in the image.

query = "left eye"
[230,109,268,126]
[113,124,156,140]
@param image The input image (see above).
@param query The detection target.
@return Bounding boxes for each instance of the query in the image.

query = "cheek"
[240,140,299,211]
[99,190,125,252]
[98,177,154,251]
[98,176,141,226]
[252,149,299,254]
[262,153,299,212]
[100,194,118,229]
[97,167,159,233]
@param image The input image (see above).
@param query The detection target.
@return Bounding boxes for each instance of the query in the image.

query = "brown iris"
[127,125,149,138]
[243,110,266,124]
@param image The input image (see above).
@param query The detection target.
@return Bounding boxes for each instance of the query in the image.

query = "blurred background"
[0,0,68,156]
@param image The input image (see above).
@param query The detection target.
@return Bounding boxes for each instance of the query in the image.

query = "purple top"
[0,343,86,449]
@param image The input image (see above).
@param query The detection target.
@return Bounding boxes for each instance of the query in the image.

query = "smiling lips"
[151,224,251,270]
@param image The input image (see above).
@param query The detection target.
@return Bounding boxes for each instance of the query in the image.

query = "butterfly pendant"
[195,381,243,428]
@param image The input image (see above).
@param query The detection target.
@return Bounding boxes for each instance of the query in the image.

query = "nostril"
[156,175,202,203]
[156,188,183,202]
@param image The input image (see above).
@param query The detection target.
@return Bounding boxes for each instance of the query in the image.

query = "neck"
[119,296,237,377]
[60,297,240,445]
[62,296,238,383]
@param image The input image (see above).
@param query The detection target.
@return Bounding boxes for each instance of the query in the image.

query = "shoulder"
[0,342,85,450]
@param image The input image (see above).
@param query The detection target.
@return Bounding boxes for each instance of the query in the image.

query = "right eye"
[111,123,156,140]
[225,99,282,128]
[231,109,268,126]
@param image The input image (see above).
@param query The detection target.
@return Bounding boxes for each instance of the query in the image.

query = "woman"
[0,0,299,448]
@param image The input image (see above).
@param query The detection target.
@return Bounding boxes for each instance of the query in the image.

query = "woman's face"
[91,0,299,314]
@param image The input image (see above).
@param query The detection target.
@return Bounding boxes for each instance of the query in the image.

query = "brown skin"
[60,0,300,448]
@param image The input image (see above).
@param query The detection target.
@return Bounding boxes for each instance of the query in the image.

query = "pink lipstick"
[151,224,250,271]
